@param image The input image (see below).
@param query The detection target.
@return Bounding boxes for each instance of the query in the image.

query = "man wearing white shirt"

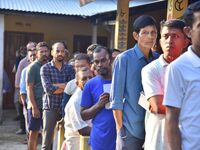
[163,2,200,150]
[64,67,93,150]
[142,19,188,150]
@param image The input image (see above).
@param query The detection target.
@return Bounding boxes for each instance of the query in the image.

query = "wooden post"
[80,136,90,150]
[57,123,65,150]
[114,0,129,51]
[167,0,188,20]
[0,14,4,124]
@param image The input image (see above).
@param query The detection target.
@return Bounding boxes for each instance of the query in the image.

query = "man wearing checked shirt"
[40,42,75,150]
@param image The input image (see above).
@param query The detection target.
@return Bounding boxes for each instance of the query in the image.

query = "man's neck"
[38,59,46,65]
[53,59,63,70]
[138,44,151,59]
[101,71,112,80]
[192,45,200,58]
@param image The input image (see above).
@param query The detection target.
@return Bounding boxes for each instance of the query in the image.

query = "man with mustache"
[26,42,50,150]
[80,46,116,150]
[40,42,75,150]
[141,19,188,150]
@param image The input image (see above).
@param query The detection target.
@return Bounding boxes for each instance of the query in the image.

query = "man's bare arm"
[113,109,123,131]
[165,106,181,150]
[78,126,91,136]
[27,82,40,118]
[53,83,66,94]
[148,95,166,114]
[80,93,109,121]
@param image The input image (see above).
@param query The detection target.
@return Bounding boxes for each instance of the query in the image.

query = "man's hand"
[97,93,110,108]
[56,118,64,130]
[32,107,40,118]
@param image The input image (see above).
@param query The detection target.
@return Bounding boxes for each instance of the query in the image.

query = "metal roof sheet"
[0,0,166,17]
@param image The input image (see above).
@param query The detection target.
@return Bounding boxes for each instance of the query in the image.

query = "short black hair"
[74,53,91,64]
[133,15,157,33]
[110,48,121,53]
[183,1,200,27]
[87,44,100,53]
[36,42,49,51]
[160,19,186,32]
[93,46,112,57]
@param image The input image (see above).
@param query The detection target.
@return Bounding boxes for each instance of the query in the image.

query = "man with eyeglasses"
[110,15,159,150]
[80,46,116,150]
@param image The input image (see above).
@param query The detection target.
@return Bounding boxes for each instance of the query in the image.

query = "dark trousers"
[19,103,25,130]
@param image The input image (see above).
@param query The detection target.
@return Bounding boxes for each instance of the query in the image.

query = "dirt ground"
[0,109,28,150]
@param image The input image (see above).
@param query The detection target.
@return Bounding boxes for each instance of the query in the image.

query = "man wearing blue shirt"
[110,15,159,150]
[81,46,116,150]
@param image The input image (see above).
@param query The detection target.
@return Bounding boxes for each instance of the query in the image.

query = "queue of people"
[11,1,200,150]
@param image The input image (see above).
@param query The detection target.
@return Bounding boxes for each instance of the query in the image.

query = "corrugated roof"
[0,0,166,17]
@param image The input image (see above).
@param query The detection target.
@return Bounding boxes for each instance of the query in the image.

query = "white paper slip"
[103,83,111,109]
[103,83,111,93]
[138,92,150,112]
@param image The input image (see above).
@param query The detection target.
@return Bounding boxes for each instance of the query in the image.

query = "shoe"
[13,116,20,121]
[22,138,28,144]
[16,128,26,135]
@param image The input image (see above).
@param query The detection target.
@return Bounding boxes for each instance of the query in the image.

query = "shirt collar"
[134,44,145,59]
[187,46,200,68]
[159,54,169,67]
[50,60,65,69]
[134,44,155,62]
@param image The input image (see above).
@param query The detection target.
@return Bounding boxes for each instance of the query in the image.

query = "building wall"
[3,13,110,108]
[4,13,109,53]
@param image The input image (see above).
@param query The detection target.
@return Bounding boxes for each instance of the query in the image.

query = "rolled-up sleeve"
[40,65,58,95]
[110,55,126,110]
[20,68,27,94]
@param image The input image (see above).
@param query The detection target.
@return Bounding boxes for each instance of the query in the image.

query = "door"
[3,31,44,109]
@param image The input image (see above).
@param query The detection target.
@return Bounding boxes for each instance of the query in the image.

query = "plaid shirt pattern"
[40,61,75,110]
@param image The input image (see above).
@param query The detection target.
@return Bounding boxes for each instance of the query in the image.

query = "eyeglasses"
[139,31,157,37]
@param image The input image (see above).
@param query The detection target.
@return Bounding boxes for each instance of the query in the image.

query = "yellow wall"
[5,14,109,53]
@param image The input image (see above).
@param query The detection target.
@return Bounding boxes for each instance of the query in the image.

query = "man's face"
[36,47,50,63]
[112,51,120,60]
[93,49,111,76]
[27,50,36,63]
[160,26,187,62]
[74,59,90,73]
[27,43,36,51]
[191,12,200,52]
[77,70,93,90]
[134,25,157,51]
[51,43,65,62]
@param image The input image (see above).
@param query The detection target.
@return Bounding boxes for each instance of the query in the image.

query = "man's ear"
[133,32,139,41]
[51,49,54,56]
[183,26,192,38]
